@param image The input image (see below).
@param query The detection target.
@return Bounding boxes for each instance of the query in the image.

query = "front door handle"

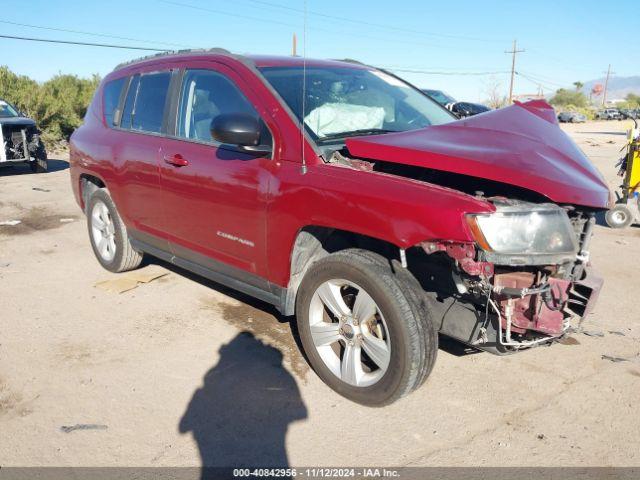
[164,153,189,167]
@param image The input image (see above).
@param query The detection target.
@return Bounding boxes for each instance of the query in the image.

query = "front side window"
[102,77,126,126]
[176,69,271,146]
[259,66,455,144]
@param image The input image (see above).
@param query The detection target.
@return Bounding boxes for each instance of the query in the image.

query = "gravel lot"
[1,120,639,469]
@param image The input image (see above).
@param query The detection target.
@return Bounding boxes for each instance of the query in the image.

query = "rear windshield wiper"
[317,128,399,143]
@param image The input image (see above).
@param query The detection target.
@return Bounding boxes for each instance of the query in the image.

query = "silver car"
[557,111,587,123]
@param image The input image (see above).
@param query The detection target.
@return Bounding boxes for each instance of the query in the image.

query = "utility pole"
[602,64,615,106]
[505,40,525,104]
[292,33,297,56]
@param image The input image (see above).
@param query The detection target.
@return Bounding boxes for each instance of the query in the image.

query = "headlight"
[467,204,577,255]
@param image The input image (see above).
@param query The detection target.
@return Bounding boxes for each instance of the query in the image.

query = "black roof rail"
[332,58,365,65]
[113,47,234,71]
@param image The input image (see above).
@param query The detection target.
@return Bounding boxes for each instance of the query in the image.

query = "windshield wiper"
[318,128,398,143]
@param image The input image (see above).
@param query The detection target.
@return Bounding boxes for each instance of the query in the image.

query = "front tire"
[30,145,48,173]
[87,189,143,272]
[295,249,436,406]
[605,204,634,229]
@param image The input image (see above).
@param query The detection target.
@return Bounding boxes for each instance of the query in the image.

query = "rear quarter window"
[103,77,126,127]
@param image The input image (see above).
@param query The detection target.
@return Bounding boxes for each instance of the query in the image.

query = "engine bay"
[0,123,39,163]
[326,147,603,353]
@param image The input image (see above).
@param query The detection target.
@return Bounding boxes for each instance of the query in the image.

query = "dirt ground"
[1,120,639,469]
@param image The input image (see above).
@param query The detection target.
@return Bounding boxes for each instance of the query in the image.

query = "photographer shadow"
[179,332,307,477]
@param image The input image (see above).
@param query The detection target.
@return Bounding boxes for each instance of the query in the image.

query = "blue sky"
[0,0,636,101]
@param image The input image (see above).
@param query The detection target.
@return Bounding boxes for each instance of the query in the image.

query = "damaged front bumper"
[419,216,603,355]
[0,122,40,164]
[434,264,603,355]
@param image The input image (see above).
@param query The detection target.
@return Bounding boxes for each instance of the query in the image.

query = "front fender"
[267,161,495,286]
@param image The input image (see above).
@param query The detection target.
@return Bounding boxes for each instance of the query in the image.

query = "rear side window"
[119,72,171,134]
[176,69,271,146]
[103,77,126,126]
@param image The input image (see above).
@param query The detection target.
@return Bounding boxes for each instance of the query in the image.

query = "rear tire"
[605,204,634,229]
[295,249,437,406]
[86,189,143,272]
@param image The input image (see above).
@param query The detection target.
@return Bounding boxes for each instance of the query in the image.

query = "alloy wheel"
[308,279,391,387]
[91,200,116,262]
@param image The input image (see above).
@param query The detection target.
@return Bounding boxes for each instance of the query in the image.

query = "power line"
[517,70,565,88]
[0,33,506,77]
[0,19,194,49]
[0,31,583,94]
[246,0,598,76]
[230,0,508,44]
[0,34,169,51]
[157,0,300,29]
[384,67,510,76]
[526,47,603,74]
[515,72,556,92]
[156,0,495,52]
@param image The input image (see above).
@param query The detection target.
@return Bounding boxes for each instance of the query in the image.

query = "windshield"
[259,66,455,144]
[0,100,20,118]
[422,89,456,106]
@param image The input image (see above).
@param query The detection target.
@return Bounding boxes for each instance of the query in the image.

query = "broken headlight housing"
[466,203,578,265]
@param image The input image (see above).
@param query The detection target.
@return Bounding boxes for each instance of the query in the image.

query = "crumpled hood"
[345,100,610,209]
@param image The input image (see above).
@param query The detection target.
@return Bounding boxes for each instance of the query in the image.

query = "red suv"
[70,49,608,406]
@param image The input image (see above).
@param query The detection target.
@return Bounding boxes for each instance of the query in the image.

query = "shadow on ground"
[150,257,481,365]
[0,158,69,176]
[179,331,307,476]
[149,258,313,381]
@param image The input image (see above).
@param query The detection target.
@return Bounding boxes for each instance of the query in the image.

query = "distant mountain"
[580,76,640,101]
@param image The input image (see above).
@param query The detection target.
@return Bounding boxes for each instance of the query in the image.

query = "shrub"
[0,66,100,147]
[549,88,588,108]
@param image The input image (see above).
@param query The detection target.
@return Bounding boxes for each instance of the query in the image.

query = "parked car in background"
[596,108,622,120]
[70,50,607,406]
[450,102,491,118]
[618,108,638,119]
[421,89,456,107]
[0,98,48,173]
[557,111,587,123]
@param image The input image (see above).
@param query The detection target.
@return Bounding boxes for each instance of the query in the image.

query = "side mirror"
[210,113,271,155]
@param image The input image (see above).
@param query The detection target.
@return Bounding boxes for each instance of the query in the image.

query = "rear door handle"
[164,153,189,167]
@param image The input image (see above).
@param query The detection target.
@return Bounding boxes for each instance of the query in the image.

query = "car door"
[159,65,274,282]
[112,71,172,246]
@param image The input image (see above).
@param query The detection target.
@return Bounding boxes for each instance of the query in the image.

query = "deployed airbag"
[304,103,385,137]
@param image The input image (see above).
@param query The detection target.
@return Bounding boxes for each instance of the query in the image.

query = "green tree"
[549,88,588,108]
[573,81,584,91]
[624,93,640,108]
